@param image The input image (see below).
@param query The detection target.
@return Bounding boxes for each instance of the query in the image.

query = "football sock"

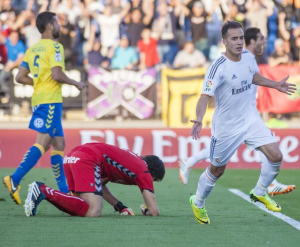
[51,150,69,193]
[41,185,89,217]
[11,144,45,185]
[255,153,281,196]
[186,147,210,168]
[195,167,218,208]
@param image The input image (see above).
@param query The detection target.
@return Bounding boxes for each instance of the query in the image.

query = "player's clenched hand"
[276,75,297,95]
[190,119,203,140]
[120,207,136,216]
[140,204,149,215]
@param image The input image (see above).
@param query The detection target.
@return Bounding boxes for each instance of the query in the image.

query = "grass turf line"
[0,168,299,247]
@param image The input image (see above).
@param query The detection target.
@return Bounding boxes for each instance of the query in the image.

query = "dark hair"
[245,27,260,46]
[36,12,56,34]
[142,155,165,182]
[221,21,243,39]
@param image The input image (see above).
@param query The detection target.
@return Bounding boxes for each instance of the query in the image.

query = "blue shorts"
[29,103,64,138]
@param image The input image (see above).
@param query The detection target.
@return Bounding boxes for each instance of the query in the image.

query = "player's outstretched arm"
[51,66,85,91]
[253,73,297,95]
[190,94,211,140]
[142,189,159,216]
[15,67,34,86]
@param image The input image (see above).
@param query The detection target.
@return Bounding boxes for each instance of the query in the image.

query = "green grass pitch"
[0,168,299,247]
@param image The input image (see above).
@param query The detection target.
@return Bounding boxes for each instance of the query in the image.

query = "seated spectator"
[173,41,206,69]
[137,28,160,69]
[85,25,109,68]
[268,38,291,66]
[0,30,25,94]
[108,34,139,70]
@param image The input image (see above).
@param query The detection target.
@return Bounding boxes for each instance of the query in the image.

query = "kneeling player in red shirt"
[24,143,165,217]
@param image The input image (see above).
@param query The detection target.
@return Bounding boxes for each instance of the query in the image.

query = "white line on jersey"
[229,188,300,231]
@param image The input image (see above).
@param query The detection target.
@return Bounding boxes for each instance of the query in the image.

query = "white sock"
[186,147,210,168]
[258,151,279,187]
[194,167,218,208]
[255,152,281,196]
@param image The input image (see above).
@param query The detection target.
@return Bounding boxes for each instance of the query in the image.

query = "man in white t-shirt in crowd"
[188,21,296,224]
[179,27,296,196]
[173,41,206,69]
[94,4,130,55]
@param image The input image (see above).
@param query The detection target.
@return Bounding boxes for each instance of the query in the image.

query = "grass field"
[0,168,299,247]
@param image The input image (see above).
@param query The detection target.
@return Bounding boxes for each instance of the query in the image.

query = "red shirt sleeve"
[135,172,154,193]
[137,40,145,52]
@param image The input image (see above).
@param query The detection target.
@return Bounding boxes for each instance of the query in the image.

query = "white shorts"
[210,118,277,167]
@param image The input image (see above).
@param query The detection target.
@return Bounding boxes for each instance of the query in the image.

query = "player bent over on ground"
[3,11,85,205]
[24,143,165,217]
[189,21,296,224]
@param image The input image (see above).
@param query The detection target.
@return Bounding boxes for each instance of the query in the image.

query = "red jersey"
[137,38,160,67]
[68,143,154,193]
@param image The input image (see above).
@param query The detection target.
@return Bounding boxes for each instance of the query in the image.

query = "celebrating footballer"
[189,21,297,225]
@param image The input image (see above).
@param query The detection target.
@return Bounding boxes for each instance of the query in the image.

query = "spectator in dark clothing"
[86,25,109,68]
[183,1,209,58]
[268,38,291,66]
[126,8,153,47]
[291,28,300,63]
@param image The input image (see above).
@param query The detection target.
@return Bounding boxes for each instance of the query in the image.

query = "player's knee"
[53,142,65,151]
[269,151,283,164]
[209,166,225,178]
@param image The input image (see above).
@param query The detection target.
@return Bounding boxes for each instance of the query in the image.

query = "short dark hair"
[221,21,243,39]
[142,155,165,182]
[245,28,260,46]
[36,12,56,34]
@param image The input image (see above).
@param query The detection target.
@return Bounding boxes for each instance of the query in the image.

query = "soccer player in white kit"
[188,21,297,224]
[179,28,296,196]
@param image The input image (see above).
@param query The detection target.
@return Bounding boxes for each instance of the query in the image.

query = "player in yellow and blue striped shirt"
[3,12,85,205]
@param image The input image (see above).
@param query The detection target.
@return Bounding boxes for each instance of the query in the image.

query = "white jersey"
[202,53,257,138]
[243,49,260,108]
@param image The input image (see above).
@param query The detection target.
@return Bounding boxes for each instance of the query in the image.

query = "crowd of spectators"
[0,0,300,96]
